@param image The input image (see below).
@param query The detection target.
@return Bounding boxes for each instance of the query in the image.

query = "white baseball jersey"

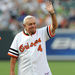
[8,25,55,75]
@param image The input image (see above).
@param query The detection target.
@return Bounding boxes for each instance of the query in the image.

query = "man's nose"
[32,24,35,26]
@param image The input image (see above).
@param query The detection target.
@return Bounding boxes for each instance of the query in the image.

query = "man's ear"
[23,24,26,27]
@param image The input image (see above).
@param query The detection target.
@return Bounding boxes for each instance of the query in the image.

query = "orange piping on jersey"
[8,53,18,58]
[49,25,55,37]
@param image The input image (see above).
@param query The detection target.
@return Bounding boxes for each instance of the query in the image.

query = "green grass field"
[0,61,75,75]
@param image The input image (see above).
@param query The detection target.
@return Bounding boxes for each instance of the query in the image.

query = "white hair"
[23,15,35,24]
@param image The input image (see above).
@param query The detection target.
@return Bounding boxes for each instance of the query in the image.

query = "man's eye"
[28,23,36,25]
[33,23,36,25]
[29,23,32,25]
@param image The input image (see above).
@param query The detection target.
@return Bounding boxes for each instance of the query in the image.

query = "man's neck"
[24,29,30,35]
[24,29,36,35]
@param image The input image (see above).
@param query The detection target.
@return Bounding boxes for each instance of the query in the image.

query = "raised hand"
[45,1,55,15]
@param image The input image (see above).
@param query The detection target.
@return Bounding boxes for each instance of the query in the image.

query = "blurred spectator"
[45,14,52,26]
[68,8,75,29]
[0,0,75,32]
[60,18,69,28]
[37,0,44,3]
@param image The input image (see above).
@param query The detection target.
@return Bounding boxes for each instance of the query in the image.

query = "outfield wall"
[0,30,14,60]
[46,29,75,60]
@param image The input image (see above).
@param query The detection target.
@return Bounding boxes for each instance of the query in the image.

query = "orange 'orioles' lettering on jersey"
[30,42,34,47]
[19,38,42,52]
[19,44,24,52]
[34,38,41,46]
[24,43,29,49]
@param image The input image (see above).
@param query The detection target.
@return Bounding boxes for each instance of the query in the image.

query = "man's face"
[23,18,36,35]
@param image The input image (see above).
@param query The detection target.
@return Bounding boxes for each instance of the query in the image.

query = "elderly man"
[8,1,58,75]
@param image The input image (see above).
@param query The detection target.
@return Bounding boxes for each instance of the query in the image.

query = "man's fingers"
[48,0,53,3]
[46,1,52,6]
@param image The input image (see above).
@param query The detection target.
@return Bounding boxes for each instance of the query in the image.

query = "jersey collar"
[23,29,36,36]
[23,29,30,36]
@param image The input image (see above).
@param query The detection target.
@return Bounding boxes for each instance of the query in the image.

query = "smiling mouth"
[30,29,36,34]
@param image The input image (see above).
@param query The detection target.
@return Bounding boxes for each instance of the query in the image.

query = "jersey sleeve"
[47,24,55,38]
[41,24,55,41]
[8,35,19,58]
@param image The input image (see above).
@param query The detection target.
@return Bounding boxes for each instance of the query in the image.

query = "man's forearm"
[50,13,58,30]
[10,57,17,75]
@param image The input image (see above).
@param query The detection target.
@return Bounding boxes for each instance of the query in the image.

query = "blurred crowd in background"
[0,0,75,34]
